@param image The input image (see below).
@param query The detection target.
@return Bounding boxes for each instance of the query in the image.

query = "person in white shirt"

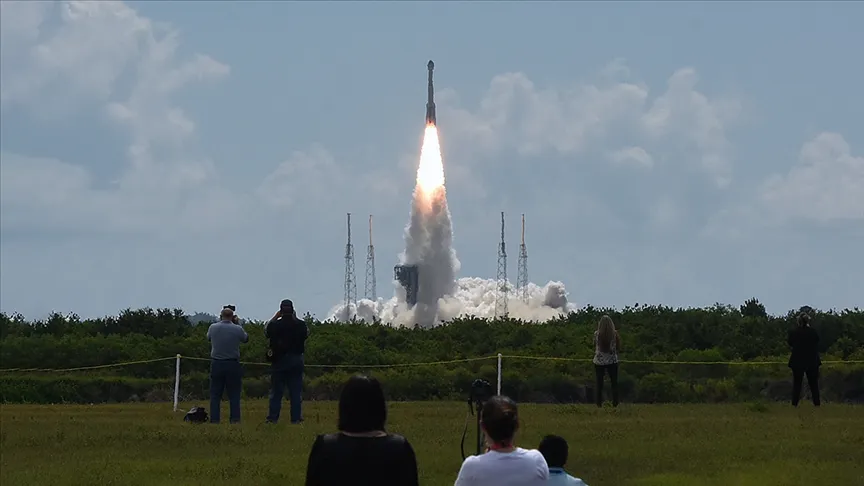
[538,435,589,486]
[454,395,549,486]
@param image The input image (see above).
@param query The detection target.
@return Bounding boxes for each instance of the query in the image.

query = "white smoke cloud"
[327,277,576,327]
[399,183,460,327]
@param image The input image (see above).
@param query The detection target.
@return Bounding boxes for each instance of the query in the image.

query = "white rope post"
[173,354,181,412]
[497,353,502,395]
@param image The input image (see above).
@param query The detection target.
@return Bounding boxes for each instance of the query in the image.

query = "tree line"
[1,299,862,404]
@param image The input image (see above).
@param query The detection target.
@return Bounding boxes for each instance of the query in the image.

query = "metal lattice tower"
[517,213,529,304]
[495,211,509,319]
[364,214,377,301]
[343,213,357,321]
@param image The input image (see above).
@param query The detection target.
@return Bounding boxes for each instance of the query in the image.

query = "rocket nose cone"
[428,60,434,70]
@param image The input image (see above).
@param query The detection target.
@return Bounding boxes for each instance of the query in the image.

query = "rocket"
[426,60,436,125]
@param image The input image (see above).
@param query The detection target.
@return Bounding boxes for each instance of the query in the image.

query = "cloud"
[1,2,406,240]
[439,70,648,157]
[0,1,233,234]
[640,68,740,188]
[257,145,344,209]
[607,146,654,168]
[761,132,864,223]
[0,152,248,234]
[1,1,227,113]
[702,131,863,243]
[439,62,740,187]
[3,1,148,112]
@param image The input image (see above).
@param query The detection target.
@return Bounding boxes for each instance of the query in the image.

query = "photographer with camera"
[227,305,240,325]
[454,395,549,486]
[264,299,309,424]
[206,305,249,424]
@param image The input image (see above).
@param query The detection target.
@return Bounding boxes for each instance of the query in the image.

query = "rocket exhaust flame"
[416,125,445,201]
[401,122,458,327]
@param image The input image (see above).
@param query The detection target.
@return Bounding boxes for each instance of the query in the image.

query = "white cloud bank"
[761,132,864,222]
[0,0,234,234]
[438,62,741,187]
[702,131,863,243]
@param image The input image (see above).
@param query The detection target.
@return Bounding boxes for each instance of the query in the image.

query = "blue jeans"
[210,359,243,423]
[266,353,304,423]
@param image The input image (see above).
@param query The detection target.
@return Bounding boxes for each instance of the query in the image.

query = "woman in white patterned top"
[593,315,621,407]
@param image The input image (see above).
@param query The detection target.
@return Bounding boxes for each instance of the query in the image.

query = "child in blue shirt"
[538,435,589,486]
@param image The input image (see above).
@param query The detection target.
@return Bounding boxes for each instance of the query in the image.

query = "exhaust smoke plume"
[330,279,576,327]
[400,124,459,327]
[328,124,577,327]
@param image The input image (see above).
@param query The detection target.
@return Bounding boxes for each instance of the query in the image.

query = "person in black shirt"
[264,299,309,424]
[787,312,821,407]
[305,375,419,486]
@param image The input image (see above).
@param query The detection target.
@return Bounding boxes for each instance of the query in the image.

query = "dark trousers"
[792,367,820,406]
[209,359,243,423]
[266,353,304,423]
[595,363,619,407]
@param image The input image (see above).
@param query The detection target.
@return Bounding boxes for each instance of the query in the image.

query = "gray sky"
[1,1,862,321]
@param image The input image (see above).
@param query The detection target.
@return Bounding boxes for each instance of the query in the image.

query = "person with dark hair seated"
[304,375,419,486]
[538,435,589,485]
[454,395,549,485]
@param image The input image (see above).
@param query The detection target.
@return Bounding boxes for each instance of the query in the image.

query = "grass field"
[1,400,862,485]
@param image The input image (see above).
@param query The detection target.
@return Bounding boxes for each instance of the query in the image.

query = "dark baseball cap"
[280,299,294,310]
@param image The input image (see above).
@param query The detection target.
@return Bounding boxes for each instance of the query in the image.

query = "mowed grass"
[1,401,862,485]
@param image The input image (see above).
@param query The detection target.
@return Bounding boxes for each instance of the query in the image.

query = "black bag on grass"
[183,406,208,424]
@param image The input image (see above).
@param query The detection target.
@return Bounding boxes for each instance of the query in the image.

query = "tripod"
[461,397,485,460]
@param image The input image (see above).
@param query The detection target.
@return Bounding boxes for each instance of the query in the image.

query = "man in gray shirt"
[207,307,249,423]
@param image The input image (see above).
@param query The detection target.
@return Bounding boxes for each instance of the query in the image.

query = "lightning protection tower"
[495,211,509,319]
[364,214,377,301]
[343,213,357,321]
[517,213,528,304]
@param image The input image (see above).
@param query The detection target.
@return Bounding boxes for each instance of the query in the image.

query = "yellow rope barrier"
[0,357,176,373]
[180,355,497,368]
[499,355,864,365]
[0,355,861,373]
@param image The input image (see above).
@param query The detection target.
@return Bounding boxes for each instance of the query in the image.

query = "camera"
[470,379,493,406]
[223,305,236,312]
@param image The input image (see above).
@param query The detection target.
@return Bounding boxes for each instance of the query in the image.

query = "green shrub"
[1,303,862,404]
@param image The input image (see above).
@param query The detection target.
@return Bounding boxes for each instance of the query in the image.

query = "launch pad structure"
[343,213,357,319]
[394,264,419,307]
[495,211,508,318]
[365,215,377,301]
[517,214,528,304]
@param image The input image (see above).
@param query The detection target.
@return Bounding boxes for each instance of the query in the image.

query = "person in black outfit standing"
[788,312,821,407]
[305,375,419,486]
[265,299,309,424]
